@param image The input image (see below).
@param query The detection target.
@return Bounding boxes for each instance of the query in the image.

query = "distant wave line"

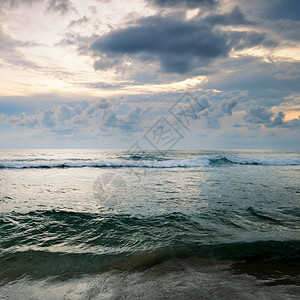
[1,156,300,169]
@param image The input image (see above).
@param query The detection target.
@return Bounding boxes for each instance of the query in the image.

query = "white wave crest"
[0,156,300,169]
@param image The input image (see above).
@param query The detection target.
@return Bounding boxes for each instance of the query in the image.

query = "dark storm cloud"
[93,57,120,71]
[228,31,268,51]
[205,6,251,26]
[90,12,272,74]
[206,57,300,106]
[244,106,273,124]
[283,116,300,129]
[238,0,300,23]
[148,0,218,8]
[202,98,238,130]
[244,106,300,130]
[260,0,300,21]
[221,99,237,116]
[91,16,231,74]
[269,112,284,127]
[266,112,300,129]
[267,19,300,42]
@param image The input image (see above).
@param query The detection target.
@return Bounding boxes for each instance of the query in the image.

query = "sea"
[0,149,299,299]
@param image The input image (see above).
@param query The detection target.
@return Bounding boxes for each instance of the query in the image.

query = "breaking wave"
[0,156,300,169]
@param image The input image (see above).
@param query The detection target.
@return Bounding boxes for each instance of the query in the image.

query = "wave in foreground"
[1,210,299,283]
[0,240,299,283]
[1,156,300,169]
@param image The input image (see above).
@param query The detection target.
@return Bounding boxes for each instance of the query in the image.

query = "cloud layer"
[244,106,300,129]
[0,0,299,149]
[4,100,149,137]
[148,0,218,8]
[91,16,231,74]
[89,7,268,75]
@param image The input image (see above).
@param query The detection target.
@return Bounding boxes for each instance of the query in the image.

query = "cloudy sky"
[0,0,299,149]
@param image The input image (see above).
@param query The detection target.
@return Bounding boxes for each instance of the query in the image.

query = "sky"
[0,0,299,149]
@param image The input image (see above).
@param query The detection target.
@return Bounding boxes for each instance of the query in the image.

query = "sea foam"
[1,156,300,169]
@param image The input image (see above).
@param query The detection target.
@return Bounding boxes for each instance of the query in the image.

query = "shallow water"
[0,149,299,299]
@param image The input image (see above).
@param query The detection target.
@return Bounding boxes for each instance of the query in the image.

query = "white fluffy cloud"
[5,100,149,136]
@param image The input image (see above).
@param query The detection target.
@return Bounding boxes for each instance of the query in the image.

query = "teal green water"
[0,150,299,299]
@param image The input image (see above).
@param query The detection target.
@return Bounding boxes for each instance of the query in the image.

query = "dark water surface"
[0,149,299,299]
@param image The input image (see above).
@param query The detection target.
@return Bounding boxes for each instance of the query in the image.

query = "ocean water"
[0,149,299,299]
